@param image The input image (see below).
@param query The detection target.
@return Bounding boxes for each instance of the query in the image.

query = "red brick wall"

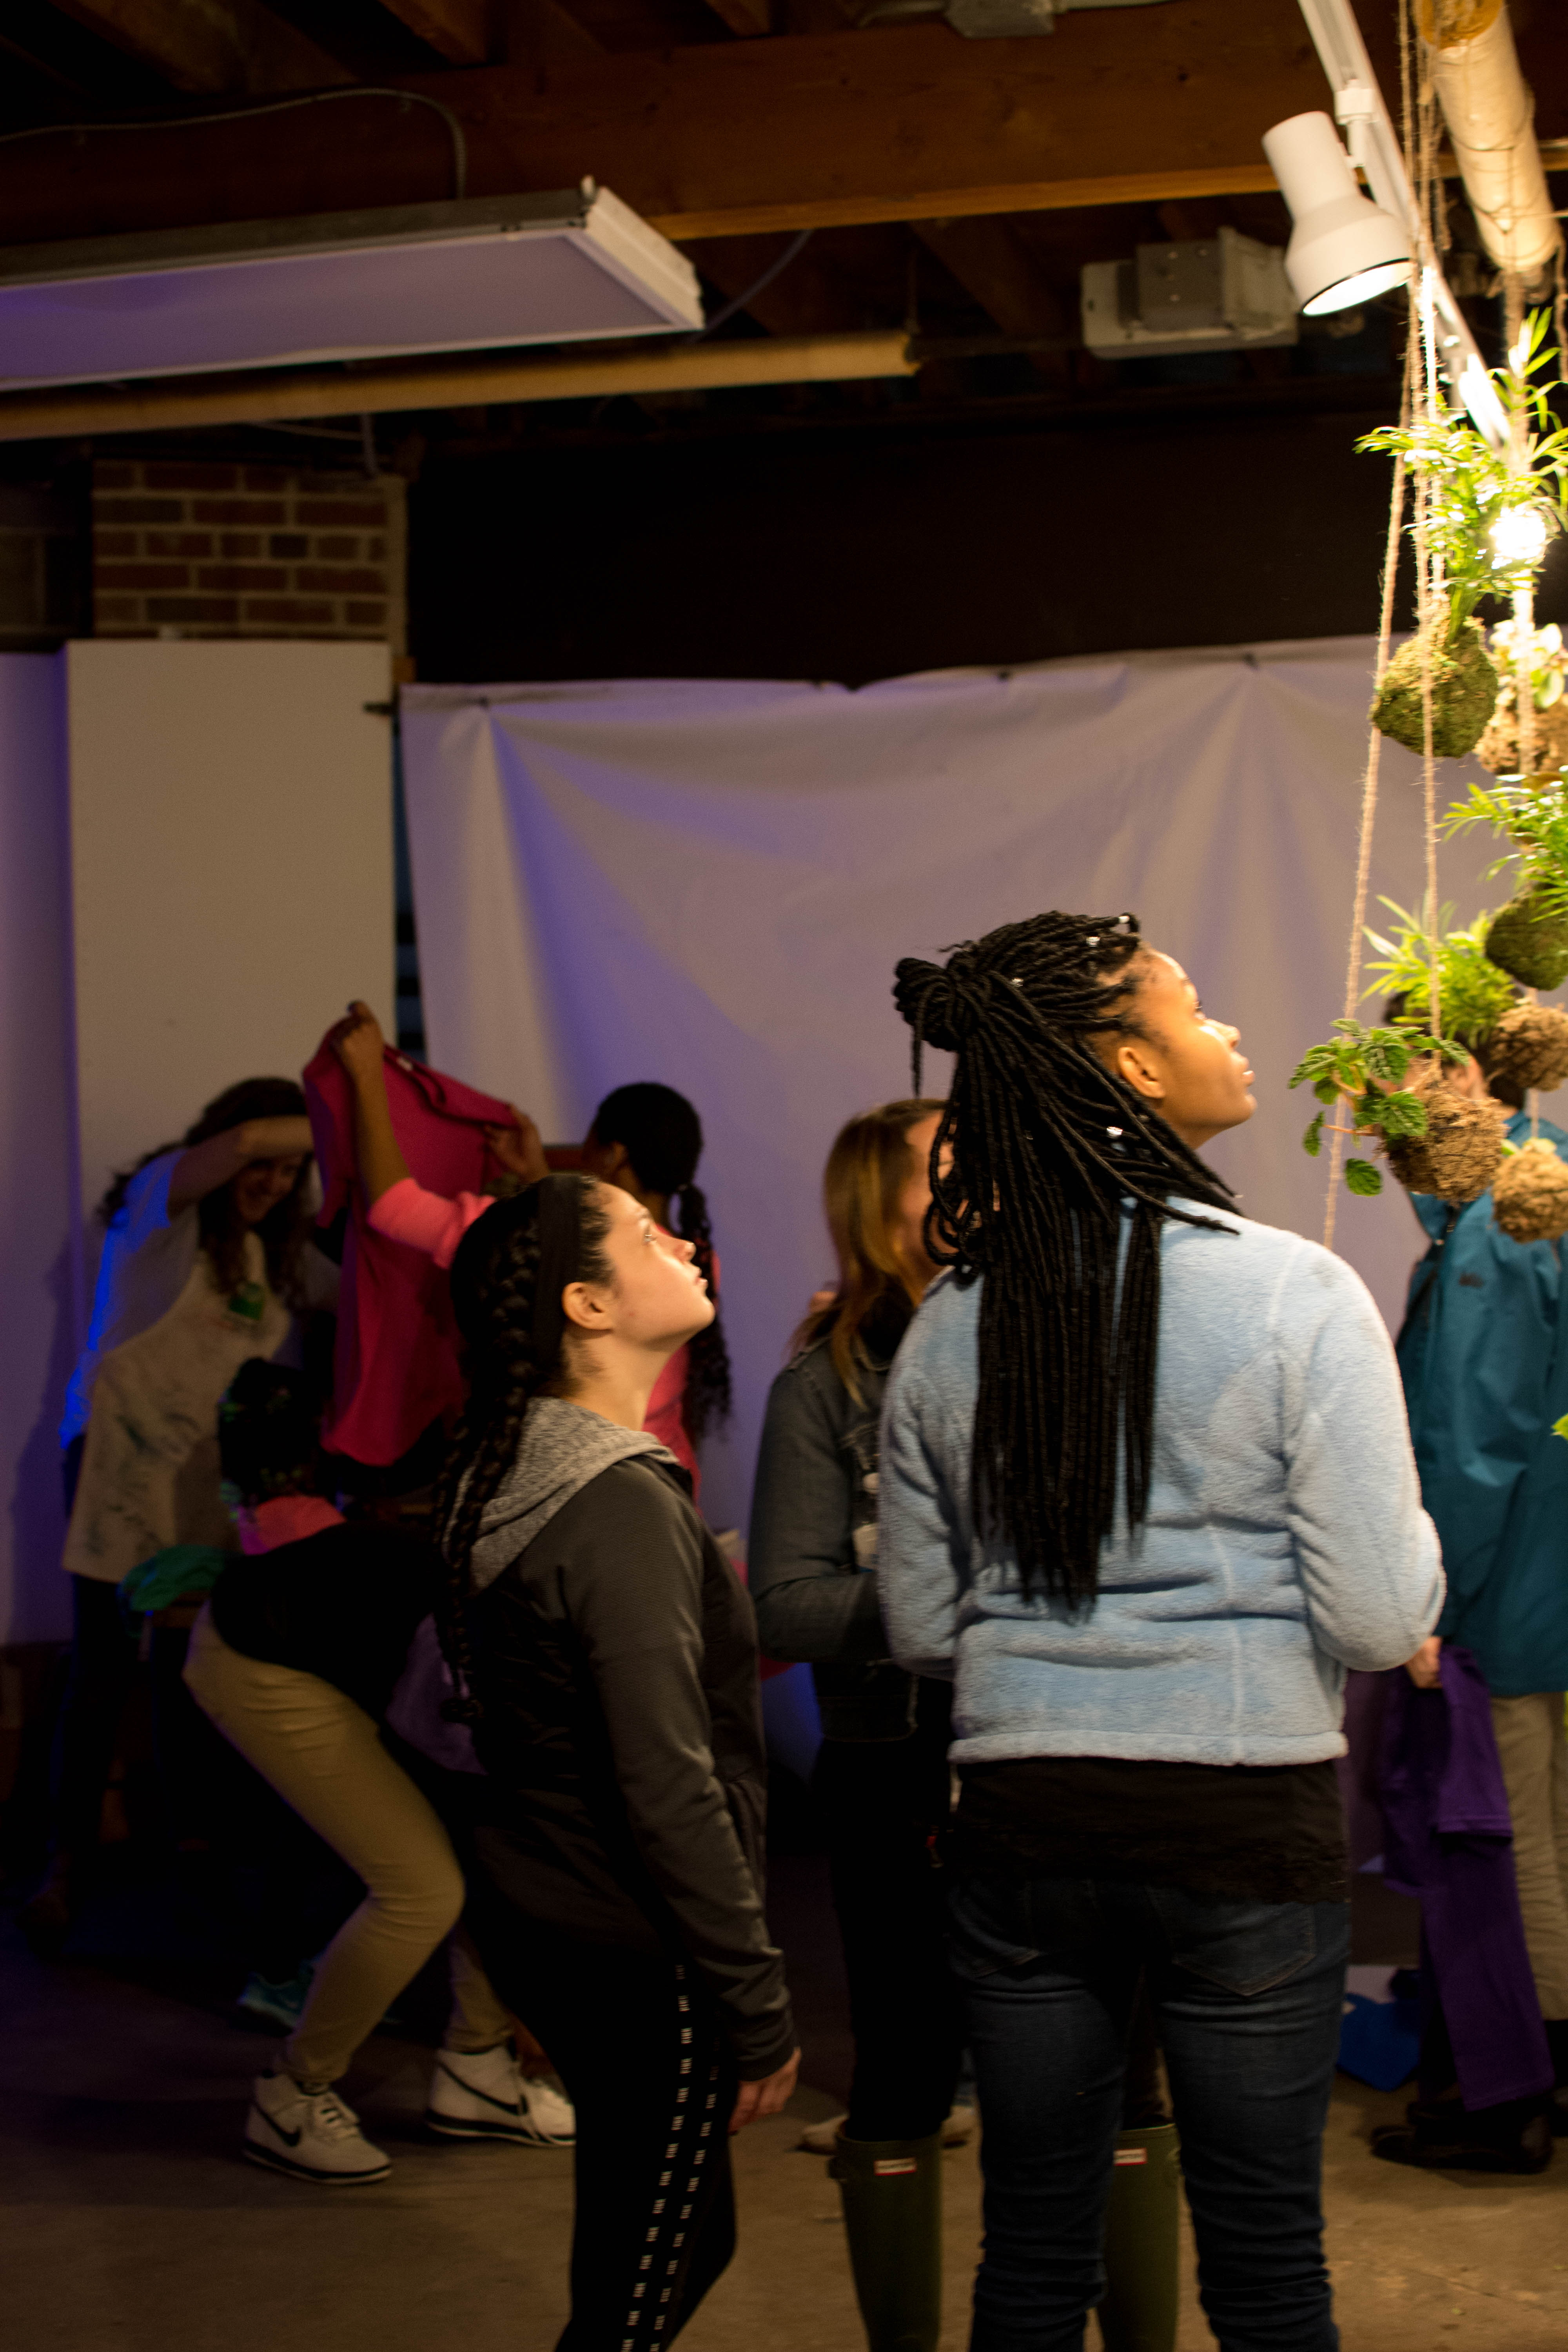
[92,461,406,651]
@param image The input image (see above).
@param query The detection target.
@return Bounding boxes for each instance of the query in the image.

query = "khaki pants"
[185,1606,510,2085]
[1491,1691,1568,2022]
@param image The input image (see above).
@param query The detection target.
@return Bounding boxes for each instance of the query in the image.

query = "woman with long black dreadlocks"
[877,911,1444,2352]
[433,1171,797,2352]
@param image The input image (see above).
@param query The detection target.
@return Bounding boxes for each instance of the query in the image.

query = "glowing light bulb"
[1492,506,1549,569]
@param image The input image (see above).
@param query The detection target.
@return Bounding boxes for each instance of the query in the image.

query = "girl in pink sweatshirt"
[329,1005,728,1486]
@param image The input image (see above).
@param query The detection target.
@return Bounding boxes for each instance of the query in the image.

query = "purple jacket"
[1379,1644,1551,2109]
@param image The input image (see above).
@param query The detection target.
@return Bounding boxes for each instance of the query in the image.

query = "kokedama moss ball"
[1482,1003,1568,1096]
[1372,622,1499,759]
[1484,887,1568,990]
[1385,1061,1508,1202]
[1475,696,1568,778]
[1493,1139,1568,1243]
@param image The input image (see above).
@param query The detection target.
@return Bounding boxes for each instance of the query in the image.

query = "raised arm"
[328,1002,410,1207]
[167,1115,313,1216]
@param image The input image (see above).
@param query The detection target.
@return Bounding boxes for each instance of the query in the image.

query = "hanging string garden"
[1290,163,1568,1243]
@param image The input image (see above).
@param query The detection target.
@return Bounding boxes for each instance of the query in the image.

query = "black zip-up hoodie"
[465,1398,795,2081]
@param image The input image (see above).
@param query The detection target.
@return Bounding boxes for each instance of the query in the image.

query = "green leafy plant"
[1359,313,1568,645]
[1289,1019,1468,1198]
[1445,772,1568,922]
[1361,898,1517,1046]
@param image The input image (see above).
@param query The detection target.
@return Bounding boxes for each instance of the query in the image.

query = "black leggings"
[466,1871,739,2352]
[815,1679,966,2141]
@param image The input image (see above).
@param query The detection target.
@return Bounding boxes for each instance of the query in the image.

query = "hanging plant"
[1445,773,1568,987]
[1484,1001,1568,1096]
[1383,1058,1509,1201]
[1362,899,1518,1047]
[1360,315,1568,760]
[1290,1020,1470,1198]
[1492,1137,1568,1243]
[1475,619,1568,778]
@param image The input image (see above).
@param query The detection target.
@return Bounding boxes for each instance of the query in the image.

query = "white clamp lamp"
[1265,0,1508,450]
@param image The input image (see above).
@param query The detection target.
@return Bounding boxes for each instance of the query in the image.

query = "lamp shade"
[1262,111,1412,316]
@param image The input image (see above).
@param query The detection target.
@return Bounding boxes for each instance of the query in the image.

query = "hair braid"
[431,1177,612,1723]
[894,910,1236,1611]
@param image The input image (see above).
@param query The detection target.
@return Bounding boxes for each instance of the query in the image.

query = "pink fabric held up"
[370,1176,705,1486]
[304,1036,514,1466]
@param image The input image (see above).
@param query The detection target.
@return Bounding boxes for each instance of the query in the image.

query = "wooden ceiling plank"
[375,0,494,65]
[5,7,1566,244]
[47,0,354,94]
[701,0,772,34]
[914,215,1071,376]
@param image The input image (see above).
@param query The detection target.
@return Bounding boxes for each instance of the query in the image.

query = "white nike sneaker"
[425,2044,576,2145]
[244,2071,392,2184]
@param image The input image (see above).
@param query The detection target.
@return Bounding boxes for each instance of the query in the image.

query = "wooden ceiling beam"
[5,5,1566,247]
[913,215,1072,377]
[47,0,354,94]
[374,0,495,65]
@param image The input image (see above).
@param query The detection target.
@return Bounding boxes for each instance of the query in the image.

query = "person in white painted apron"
[21,1080,317,1948]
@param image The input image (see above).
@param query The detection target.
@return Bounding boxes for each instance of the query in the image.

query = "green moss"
[1372,622,1499,759]
[1484,885,1568,989]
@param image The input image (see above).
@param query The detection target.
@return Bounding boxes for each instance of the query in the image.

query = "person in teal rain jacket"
[1395,1046,1568,2118]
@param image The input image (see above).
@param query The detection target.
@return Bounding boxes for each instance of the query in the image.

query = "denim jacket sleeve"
[747,1350,888,1666]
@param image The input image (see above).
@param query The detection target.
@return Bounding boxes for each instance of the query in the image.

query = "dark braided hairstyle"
[893,909,1236,1612]
[430,1175,614,1723]
[588,1082,732,1443]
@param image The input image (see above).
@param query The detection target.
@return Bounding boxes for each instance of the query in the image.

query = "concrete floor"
[1,1857,1564,2352]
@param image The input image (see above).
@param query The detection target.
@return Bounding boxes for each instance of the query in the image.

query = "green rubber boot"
[829,2128,943,2352]
[1096,2122,1181,2352]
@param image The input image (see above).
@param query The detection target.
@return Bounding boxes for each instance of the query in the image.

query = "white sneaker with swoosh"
[425,2045,576,2145]
[244,2073,392,2184]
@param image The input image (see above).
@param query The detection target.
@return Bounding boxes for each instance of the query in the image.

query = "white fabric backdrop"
[401,641,1511,1550]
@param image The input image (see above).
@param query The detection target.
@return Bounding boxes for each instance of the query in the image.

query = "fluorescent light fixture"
[0,185,704,392]
[1262,111,1411,316]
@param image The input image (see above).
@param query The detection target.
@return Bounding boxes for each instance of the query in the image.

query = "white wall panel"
[66,640,394,1223]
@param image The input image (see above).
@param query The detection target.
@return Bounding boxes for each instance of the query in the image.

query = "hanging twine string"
[1321,408,1411,1251]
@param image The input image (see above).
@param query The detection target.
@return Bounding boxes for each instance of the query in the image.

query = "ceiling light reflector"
[1263,111,1412,317]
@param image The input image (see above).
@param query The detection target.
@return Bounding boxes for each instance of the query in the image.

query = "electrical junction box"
[1082,228,1298,359]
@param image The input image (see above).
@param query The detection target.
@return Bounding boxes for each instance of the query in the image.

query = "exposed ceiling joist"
[5,5,1564,249]
[48,0,354,94]
[0,6,1431,241]
[0,328,916,441]
[913,216,1073,379]
[374,0,494,66]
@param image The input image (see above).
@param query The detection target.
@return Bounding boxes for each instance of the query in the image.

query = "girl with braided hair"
[877,911,1444,2352]
[433,1172,797,2352]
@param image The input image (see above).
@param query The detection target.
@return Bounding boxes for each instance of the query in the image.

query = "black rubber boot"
[1541,2020,1568,2136]
[1097,2122,1181,2352]
[829,2128,943,2352]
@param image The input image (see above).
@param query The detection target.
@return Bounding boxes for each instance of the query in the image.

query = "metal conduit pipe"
[1419,0,1561,286]
[0,330,919,445]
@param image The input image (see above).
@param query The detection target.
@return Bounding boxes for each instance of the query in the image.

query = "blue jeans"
[950,1875,1350,2352]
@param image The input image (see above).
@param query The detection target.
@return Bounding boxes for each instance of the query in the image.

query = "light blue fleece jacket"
[878,1204,1445,1768]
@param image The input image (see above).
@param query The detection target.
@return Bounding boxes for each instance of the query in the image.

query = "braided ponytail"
[893,909,1235,1612]
[432,1176,612,1722]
